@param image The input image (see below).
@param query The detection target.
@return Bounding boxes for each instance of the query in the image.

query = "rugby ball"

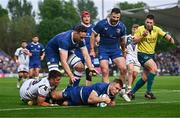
[97,94,108,107]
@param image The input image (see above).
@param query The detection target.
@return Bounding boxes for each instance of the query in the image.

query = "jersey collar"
[32,42,39,45]
[107,18,119,27]
[71,32,76,44]
[81,22,91,28]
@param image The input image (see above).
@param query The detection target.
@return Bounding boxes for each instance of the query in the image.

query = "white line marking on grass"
[0,101,180,112]
[138,89,180,93]
[117,100,180,106]
[0,106,84,112]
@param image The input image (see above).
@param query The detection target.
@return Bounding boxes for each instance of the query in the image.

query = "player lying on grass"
[20,70,61,106]
[51,79,123,106]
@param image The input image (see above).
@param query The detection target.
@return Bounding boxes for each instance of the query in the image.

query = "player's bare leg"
[100,60,109,83]
[72,62,84,86]
[127,63,134,93]
[144,59,157,99]
[114,57,131,102]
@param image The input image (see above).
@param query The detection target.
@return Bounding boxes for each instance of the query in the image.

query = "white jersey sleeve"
[15,48,20,56]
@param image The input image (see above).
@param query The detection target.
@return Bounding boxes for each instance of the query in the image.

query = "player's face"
[21,42,27,48]
[110,12,121,25]
[32,37,39,43]
[110,83,121,96]
[131,26,138,34]
[52,77,61,86]
[82,15,91,25]
[145,18,154,30]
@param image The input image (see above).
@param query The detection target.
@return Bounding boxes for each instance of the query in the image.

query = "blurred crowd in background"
[0,50,179,77]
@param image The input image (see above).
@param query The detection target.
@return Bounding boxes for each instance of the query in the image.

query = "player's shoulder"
[94,82,109,88]
[28,42,33,46]
[40,77,51,86]
[153,25,163,31]
[136,25,145,31]
[96,19,107,25]
[16,47,22,51]
[118,21,125,26]
[59,30,72,38]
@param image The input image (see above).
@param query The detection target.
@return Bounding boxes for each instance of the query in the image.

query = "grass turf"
[0,76,180,117]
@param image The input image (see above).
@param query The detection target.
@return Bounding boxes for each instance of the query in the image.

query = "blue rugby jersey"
[93,19,126,49]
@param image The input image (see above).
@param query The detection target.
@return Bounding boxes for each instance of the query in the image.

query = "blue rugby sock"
[147,72,156,92]
[132,78,145,94]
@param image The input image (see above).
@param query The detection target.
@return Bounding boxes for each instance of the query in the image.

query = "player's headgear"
[81,11,90,18]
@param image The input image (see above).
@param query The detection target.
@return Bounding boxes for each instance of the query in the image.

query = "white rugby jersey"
[20,77,53,100]
[15,47,29,65]
[125,35,138,59]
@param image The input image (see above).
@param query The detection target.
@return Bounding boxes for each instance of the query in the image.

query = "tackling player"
[90,8,130,102]
[27,36,45,79]
[14,41,31,88]
[51,79,123,106]
[45,25,96,84]
[129,14,175,99]
[20,70,61,106]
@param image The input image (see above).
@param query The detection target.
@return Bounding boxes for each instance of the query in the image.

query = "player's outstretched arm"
[37,96,58,106]
[60,50,77,82]
[90,32,97,57]
[165,34,175,44]
[81,47,94,70]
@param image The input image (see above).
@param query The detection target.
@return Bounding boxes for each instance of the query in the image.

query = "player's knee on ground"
[23,72,29,78]
[18,72,24,78]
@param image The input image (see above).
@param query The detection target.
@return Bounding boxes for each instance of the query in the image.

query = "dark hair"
[146,14,154,20]
[111,8,121,14]
[74,25,87,33]
[48,70,61,80]
[21,40,27,43]
[112,79,123,87]
[132,24,139,28]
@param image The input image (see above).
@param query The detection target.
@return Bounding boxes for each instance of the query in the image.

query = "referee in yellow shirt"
[129,14,175,99]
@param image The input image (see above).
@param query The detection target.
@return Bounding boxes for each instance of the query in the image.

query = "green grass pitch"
[0,76,180,117]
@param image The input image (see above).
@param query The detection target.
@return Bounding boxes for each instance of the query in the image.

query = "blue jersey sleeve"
[40,44,45,52]
[92,83,109,96]
[26,43,31,51]
[80,40,86,48]
[120,23,127,38]
[58,40,69,51]
[93,21,103,34]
